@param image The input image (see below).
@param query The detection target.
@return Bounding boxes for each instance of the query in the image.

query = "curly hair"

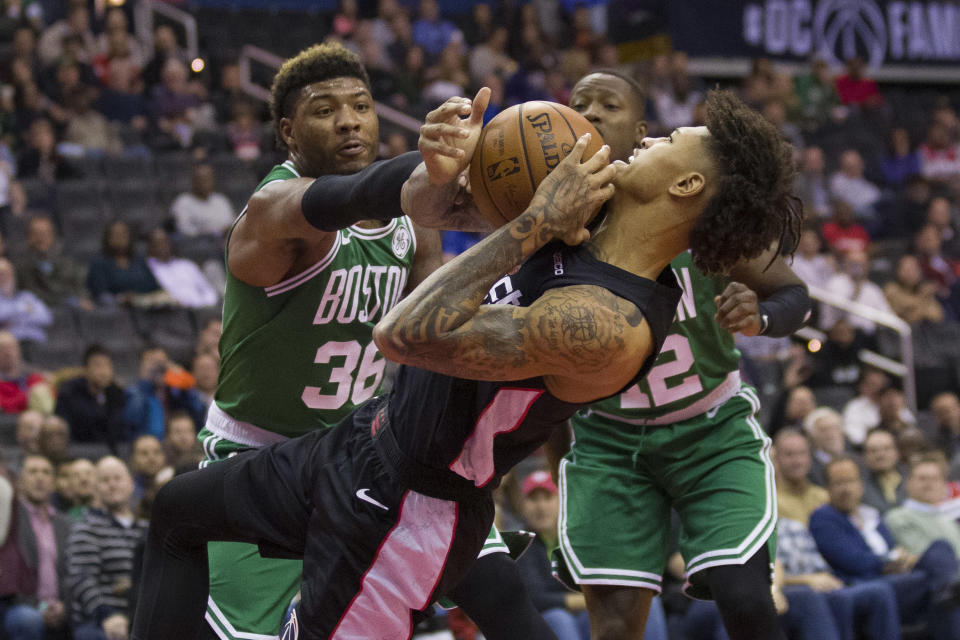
[689,90,802,274]
[270,42,371,148]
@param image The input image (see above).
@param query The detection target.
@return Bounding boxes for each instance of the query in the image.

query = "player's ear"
[634,120,648,144]
[668,172,705,198]
[279,117,296,150]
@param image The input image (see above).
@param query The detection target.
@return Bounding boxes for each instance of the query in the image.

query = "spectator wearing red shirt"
[914,223,959,294]
[834,57,882,108]
[0,331,50,415]
[822,201,870,256]
[918,122,960,186]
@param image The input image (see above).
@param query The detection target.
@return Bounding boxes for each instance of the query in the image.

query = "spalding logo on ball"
[468,101,603,227]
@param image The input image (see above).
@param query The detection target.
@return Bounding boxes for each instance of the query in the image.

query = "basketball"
[468,101,604,227]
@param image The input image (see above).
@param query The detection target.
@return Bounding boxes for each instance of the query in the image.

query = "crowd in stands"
[1,0,960,639]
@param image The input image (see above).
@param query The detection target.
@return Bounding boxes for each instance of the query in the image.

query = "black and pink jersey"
[384,241,682,490]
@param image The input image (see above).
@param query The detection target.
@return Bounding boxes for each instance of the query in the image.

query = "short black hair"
[83,343,112,365]
[270,42,371,149]
[583,68,648,112]
[690,90,802,274]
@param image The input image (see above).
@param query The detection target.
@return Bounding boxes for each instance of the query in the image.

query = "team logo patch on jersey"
[392,226,412,259]
[280,608,299,640]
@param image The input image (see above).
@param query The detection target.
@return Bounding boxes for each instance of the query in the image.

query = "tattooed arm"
[375,136,650,402]
[401,88,495,232]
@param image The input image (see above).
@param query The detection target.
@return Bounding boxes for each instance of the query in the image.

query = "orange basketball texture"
[468,102,604,227]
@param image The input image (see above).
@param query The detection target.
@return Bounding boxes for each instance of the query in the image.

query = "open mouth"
[338,141,366,156]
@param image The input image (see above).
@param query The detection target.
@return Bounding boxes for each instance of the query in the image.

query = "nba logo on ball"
[280,609,298,640]
[486,157,521,182]
[392,227,411,258]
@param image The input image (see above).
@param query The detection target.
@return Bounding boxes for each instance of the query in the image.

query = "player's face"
[284,77,379,177]
[569,73,646,163]
[613,126,712,202]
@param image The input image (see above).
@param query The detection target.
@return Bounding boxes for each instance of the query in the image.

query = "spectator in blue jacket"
[810,457,960,640]
[124,345,206,439]
[86,220,159,307]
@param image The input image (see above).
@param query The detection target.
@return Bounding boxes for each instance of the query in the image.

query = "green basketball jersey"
[585,250,742,425]
[213,161,418,438]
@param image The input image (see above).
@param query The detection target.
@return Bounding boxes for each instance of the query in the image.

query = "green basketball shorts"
[199,428,302,640]
[556,386,776,600]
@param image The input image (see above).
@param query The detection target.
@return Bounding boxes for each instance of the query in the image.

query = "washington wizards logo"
[814,0,887,68]
[392,226,412,259]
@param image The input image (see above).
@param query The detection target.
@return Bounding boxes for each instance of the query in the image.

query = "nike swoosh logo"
[356,488,389,511]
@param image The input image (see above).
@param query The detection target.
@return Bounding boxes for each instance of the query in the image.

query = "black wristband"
[757,284,811,337]
[300,151,422,232]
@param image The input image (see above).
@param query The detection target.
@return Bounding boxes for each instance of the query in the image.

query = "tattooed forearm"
[376,149,609,373]
[382,190,561,350]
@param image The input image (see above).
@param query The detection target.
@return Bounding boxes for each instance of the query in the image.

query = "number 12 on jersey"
[301,340,385,410]
[620,334,703,409]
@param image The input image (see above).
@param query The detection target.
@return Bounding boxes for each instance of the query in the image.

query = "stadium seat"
[191,306,222,333]
[76,306,144,354]
[811,385,855,411]
[131,306,197,366]
[101,155,155,182]
[0,412,19,448]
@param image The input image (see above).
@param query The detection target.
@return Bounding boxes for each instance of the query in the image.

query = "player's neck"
[589,201,693,279]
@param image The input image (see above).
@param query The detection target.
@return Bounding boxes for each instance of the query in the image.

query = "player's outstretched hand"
[419,87,490,185]
[532,133,617,246]
[714,281,762,336]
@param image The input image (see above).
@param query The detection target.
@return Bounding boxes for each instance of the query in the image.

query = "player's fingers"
[425,97,472,123]
[419,139,465,158]
[716,293,754,318]
[421,122,470,140]
[592,183,616,204]
[721,281,748,297]
[564,133,592,164]
[589,162,619,188]
[581,144,611,172]
[470,87,491,125]
[717,304,752,327]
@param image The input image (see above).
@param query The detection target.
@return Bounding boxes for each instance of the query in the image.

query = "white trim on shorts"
[557,457,665,592]
[205,598,279,640]
[206,403,291,448]
[682,387,777,592]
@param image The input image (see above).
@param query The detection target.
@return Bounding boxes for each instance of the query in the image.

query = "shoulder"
[884,507,908,523]
[59,376,85,392]
[810,503,840,523]
[809,484,829,499]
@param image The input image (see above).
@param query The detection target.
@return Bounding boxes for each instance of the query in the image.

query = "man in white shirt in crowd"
[820,250,893,334]
[886,453,960,556]
[170,163,236,238]
[145,228,219,308]
[829,149,881,219]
